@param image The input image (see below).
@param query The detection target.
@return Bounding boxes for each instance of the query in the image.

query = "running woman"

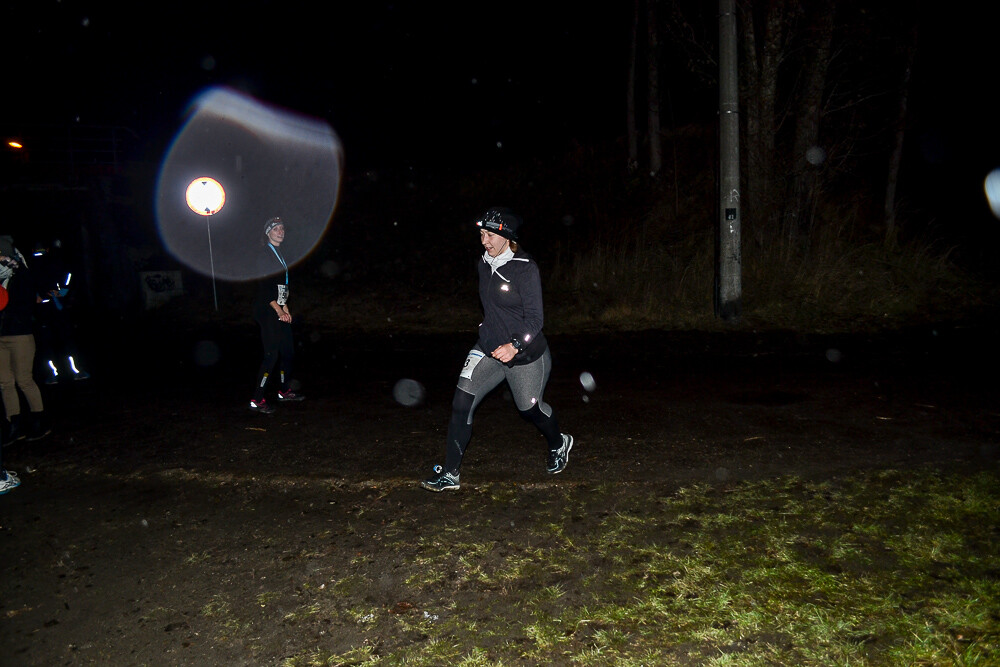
[249,217,305,414]
[421,207,573,492]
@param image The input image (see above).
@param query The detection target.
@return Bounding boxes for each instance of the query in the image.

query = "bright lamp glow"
[185,177,225,216]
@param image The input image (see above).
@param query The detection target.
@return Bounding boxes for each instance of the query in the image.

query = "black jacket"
[476,249,548,365]
[0,265,39,337]
[253,243,290,320]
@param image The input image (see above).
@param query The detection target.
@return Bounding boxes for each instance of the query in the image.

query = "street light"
[185,177,226,310]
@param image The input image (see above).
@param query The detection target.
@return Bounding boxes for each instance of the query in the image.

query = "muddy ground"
[2,315,999,665]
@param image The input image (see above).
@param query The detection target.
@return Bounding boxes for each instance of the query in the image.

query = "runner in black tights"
[421,208,573,492]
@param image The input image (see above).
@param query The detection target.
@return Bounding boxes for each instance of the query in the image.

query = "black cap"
[475,207,522,241]
[264,217,285,234]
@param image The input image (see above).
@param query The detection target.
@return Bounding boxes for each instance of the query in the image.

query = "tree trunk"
[884,21,919,246]
[741,2,761,243]
[646,0,662,177]
[627,0,639,173]
[786,0,834,247]
[740,0,788,243]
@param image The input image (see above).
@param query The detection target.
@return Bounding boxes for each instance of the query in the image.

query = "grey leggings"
[444,345,561,474]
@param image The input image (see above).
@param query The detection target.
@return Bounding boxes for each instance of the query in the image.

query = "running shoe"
[546,434,574,474]
[420,465,460,492]
[249,398,275,414]
[0,470,20,495]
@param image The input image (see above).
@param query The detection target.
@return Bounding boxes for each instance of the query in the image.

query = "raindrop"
[805,146,826,165]
[579,371,597,392]
[393,379,425,407]
[320,260,339,278]
[194,340,221,367]
[825,348,842,363]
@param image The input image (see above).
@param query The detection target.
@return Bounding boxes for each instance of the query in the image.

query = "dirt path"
[2,321,998,664]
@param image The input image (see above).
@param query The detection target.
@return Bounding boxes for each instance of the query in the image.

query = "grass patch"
[267,468,999,665]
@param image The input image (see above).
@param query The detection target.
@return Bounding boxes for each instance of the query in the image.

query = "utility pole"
[716,0,742,321]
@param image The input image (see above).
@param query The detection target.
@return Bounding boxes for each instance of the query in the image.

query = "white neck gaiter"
[483,245,514,273]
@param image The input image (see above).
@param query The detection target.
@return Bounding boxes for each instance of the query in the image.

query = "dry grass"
[543,198,991,335]
[161,129,996,336]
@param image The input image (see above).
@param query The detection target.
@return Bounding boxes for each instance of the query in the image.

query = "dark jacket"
[253,242,290,320]
[0,265,39,337]
[33,247,77,323]
[476,249,548,365]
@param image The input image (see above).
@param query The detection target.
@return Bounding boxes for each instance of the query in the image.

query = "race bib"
[276,284,289,306]
[459,348,486,380]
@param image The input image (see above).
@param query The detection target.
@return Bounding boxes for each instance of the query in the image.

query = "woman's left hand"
[491,343,517,363]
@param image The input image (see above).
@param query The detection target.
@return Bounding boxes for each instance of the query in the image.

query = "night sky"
[3,2,991,165]
[2,1,997,232]
[4,1,656,167]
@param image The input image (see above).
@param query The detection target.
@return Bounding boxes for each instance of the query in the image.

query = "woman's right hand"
[491,343,518,363]
[272,302,291,323]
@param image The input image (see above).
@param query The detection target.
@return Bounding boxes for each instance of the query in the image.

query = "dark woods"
[630,0,928,253]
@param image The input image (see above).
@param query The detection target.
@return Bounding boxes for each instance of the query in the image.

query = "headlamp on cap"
[264,217,284,235]
[475,207,521,241]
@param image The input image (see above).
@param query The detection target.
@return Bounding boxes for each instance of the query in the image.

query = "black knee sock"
[444,390,475,474]
[519,404,562,450]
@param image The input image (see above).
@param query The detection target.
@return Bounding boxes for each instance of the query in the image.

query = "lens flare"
[155,87,343,281]
[985,168,1000,219]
